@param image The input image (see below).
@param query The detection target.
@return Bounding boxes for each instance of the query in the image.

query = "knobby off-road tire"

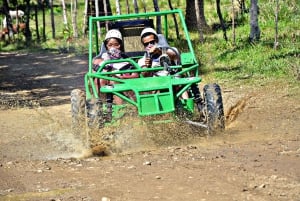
[71,89,87,143]
[86,98,110,155]
[203,83,225,134]
[86,98,105,129]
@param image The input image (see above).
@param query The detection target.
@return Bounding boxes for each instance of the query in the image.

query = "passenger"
[93,29,129,75]
[92,29,137,104]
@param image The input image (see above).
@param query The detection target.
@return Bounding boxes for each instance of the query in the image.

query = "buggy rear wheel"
[203,83,225,134]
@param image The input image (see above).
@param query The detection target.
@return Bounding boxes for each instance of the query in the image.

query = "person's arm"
[92,57,104,71]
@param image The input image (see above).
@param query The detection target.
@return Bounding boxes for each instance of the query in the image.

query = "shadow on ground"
[0,51,87,107]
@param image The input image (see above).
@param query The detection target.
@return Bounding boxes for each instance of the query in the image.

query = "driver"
[138,27,180,76]
[138,27,188,99]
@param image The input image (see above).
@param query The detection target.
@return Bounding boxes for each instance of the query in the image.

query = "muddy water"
[0,104,225,161]
[1,82,299,162]
[0,106,87,160]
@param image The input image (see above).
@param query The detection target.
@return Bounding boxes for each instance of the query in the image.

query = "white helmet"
[140,27,158,40]
[104,29,122,42]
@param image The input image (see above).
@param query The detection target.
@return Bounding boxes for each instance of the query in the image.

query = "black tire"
[86,98,105,129]
[71,89,87,141]
[203,83,225,134]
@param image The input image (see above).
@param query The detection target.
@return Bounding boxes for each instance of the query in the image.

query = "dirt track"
[0,52,299,201]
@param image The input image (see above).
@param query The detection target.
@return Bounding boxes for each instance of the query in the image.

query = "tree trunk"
[24,0,32,45]
[186,0,209,32]
[34,5,40,41]
[239,0,247,14]
[142,0,147,12]
[274,0,279,49]
[126,0,130,13]
[249,0,260,42]
[103,0,109,30]
[95,0,101,36]
[50,0,55,39]
[50,0,56,39]
[133,0,139,13]
[71,0,78,38]
[82,0,88,36]
[216,0,228,41]
[116,0,121,15]
[232,0,236,45]
[42,0,46,41]
[153,0,161,34]
[195,0,204,42]
[2,0,14,39]
[61,0,68,29]
[168,0,179,39]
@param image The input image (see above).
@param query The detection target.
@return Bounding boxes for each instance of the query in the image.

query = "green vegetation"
[195,0,299,85]
[1,0,299,84]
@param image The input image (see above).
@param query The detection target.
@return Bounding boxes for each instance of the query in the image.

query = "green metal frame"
[85,9,201,116]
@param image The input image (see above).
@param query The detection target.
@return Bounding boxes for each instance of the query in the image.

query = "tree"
[126,0,130,13]
[2,0,14,39]
[249,0,260,42]
[82,0,112,36]
[34,5,40,41]
[168,0,179,39]
[71,0,78,38]
[61,0,68,29]
[39,0,47,41]
[231,0,236,45]
[50,0,56,39]
[116,0,121,15]
[153,0,161,34]
[133,0,139,13]
[24,0,32,45]
[216,0,228,41]
[82,0,88,36]
[95,0,100,36]
[274,0,279,49]
[185,0,209,32]
[195,0,204,42]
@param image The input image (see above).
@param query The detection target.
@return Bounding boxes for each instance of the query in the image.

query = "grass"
[0,0,299,85]
[194,0,300,86]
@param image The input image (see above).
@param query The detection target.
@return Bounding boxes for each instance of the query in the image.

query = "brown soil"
[0,52,299,201]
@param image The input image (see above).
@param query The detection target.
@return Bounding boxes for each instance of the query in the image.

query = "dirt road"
[0,52,299,201]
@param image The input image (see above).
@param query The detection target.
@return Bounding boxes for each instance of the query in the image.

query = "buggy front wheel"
[203,83,225,134]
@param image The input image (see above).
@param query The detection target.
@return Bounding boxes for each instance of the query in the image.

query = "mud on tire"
[71,89,87,142]
[203,83,225,134]
[86,98,105,129]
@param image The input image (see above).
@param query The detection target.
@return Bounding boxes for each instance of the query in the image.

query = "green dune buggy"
[71,9,225,152]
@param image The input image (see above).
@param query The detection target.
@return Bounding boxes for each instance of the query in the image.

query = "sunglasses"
[143,40,156,47]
